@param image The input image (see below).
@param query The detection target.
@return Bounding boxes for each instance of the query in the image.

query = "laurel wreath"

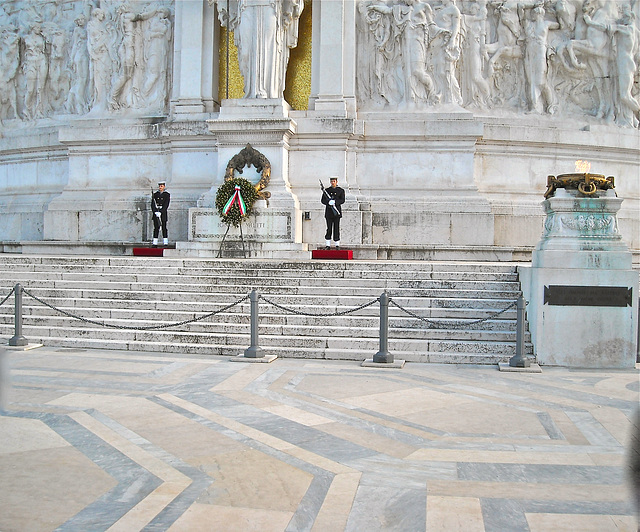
[215,177,259,227]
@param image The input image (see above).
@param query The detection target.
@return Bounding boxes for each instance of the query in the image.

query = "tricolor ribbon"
[223,185,247,216]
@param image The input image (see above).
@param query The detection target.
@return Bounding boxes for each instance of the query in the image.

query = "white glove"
[329,199,335,206]
[155,212,161,218]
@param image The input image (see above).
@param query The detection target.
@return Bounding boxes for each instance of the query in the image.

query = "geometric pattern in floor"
[1,347,638,531]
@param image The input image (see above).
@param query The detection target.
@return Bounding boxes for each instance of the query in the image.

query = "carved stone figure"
[65,15,90,115]
[0,24,20,119]
[87,8,115,114]
[44,22,69,113]
[110,3,143,110]
[522,4,559,114]
[486,0,523,76]
[568,0,615,120]
[22,23,49,120]
[142,9,172,112]
[214,0,304,99]
[366,0,442,107]
[360,0,404,106]
[432,0,463,104]
[611,5,639,127]
[460,1,492,108]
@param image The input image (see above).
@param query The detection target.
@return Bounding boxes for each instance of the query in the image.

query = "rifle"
[319,179,340,216]
[151,188,160,218]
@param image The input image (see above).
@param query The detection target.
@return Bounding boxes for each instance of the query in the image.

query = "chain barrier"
[389,298,518,329]
[0,286,15,308]
[258,294,379,317]
[10,284,519,340]
[20,287,250,331]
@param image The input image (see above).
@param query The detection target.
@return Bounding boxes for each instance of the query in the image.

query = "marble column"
[309,0,356,117]
[171,0,219,115]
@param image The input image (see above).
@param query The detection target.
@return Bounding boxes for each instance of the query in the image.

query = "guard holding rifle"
[320,177,345,250]
[151,181,170,247]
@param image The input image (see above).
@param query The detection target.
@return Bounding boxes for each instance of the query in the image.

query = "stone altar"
[519,175,639,368]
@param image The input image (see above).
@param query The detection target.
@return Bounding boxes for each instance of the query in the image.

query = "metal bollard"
[244,290,263,358]
[373,292,393,363]
[509,294,530,368]
[9,284,27,347]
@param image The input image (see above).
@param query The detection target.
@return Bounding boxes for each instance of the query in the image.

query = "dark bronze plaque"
[544,285,632,307]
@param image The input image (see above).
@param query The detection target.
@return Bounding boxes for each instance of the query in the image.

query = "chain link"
[0,286,15,307]
[389,298,517,329]
[21,287,250,331]
[258,294,379,317]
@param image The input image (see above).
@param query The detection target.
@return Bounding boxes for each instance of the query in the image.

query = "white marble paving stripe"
[565,411,624,448]
[31,348,223,365]
[406,448,598,465]
[311,472,362,532]
[157,393,358,476]
[68,411,192,531]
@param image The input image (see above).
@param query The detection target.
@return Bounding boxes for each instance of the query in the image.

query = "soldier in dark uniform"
[152,181,170,247]
[321,176,345,249]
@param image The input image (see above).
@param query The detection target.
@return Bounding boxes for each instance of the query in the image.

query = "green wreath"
[215,177,259,227]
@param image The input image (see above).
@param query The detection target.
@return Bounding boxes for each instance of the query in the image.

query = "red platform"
[133,247,165,257]
[312,248,353,260]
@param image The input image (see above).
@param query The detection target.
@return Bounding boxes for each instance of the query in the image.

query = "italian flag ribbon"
[223,185,247,216]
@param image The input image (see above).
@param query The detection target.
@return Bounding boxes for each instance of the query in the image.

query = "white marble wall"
[0,0,637,257]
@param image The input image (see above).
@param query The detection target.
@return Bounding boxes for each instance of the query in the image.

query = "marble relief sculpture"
[65,15,90,115]
[214,0,304,99]
[0,23,20,120]
[357,0,640,129]
[22,23,49,120]
[0,0,174,122]
[87,8,116,114]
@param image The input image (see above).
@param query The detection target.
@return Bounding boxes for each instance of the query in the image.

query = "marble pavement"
[0,347,638,531]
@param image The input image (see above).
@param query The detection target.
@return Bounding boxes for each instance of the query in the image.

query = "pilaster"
[171,0,219,116]
[308,0,356,117]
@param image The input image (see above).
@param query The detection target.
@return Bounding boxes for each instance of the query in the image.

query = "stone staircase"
[0,255,534,364]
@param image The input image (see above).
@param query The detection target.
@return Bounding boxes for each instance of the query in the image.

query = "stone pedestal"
[519,189,639,368]
[184,99,305,257]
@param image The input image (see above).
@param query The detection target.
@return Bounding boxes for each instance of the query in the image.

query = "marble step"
[0,313,527,341]
[0,266,519,283]
[0,255,532,363]
[3,295,521,319]
[0,272,520,291]
[7,306,521,330]
[1,295,521,317]
[0,334,518,364]
[0,255,518,270]
[0,323,531,355]
[6,287,521,304]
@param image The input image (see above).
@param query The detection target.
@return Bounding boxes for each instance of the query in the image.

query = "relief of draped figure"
[356,0,640,129]
[0,0,174,123]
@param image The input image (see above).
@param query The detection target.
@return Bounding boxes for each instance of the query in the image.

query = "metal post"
[9,284,27,347]
[509,294,530,367]
[244,290,263,358]
[373,292,393,363]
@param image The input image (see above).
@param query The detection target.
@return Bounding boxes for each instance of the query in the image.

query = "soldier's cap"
[158,181,166,186]
[329,177,338,182]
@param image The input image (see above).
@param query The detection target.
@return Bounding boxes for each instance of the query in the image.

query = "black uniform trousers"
[153,212,168,239]
[325,215,340,242]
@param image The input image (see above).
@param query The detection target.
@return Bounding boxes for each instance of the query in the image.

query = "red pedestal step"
[311,249,353,260]
[133,247,165,257]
